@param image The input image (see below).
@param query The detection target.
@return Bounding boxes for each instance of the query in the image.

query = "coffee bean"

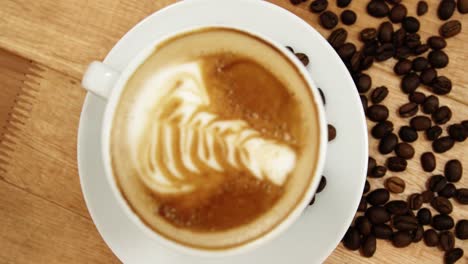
[389,4,407,23]
[445,159,462,182]
[359,196,368,212]
[393,28,406,48]
[409,92,426,104]
[456,188,468,204]
[378,22,393,43]
[431,196,453,214]
[367,0,390,18]
[360,28,378,43]
[328,124,337,141]
[295,53,310,66]
[367,157,376,176]
[424,229,439,247]
[328,28,348,49]
[290,0,307,4]
[385,201,409,217]
[414,44,429,55]
[432,76,452,95]
[412,225,424,242]
[399,102,418,117]
[444,248,464,264]
[372,121,394,139]
[403,17,420,33]
[438,183,457,198]
[463,120,468,130]
[432,106,452,124]
[455,220,468,240]
[375,43,395,61]
[343,226,361,250]
[421,190,435,203]
[438,0,456,20]
[368,105,389,122]
[379,133,398,154]
[387,157,407,172]
[364,180,371,194]
[372,224,393,239]
[433,136,454,153]
[366,206,391,224]
[439,231,455,251]
[356,216,373,236]
[337,0,352,8]
[385,177,406,194]
[394,59,413,75]
[408,193,423,210]
[405,33,422,49]
[317,176,327,193]
[395,143,414,159]
[410,116,431,131]
[432,214,454,230]
[392,231,412,248]
[459,0,468,13]
[399,126,418,142]
[370,86,388,104]
[420,68,438,85]
[421,152,436,172]
[361,234,376,258]
[428,36,447,50]
[423,95,439,114]
[417,1,428,16]
[320,11,339,29]
[371,166,387,178]
[440,20,462,38]
[349,50,363,72]
[341,10,356,25]
[426,126,443,141]
[393,215,419,231]
[401,73,420,94]
[429,175,447,192]
[309,195,316,205]
[309,0,328,13]
[367,189,390,206]
[429,50,449,68]
[448,124,467,142]
[412,57,429,72]
[417,208,432,225]
[356,73,372,93]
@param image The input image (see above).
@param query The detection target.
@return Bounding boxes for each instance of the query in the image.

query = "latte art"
[134,63,297,194]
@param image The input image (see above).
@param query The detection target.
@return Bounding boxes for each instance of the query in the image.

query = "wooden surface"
[0,0,466,263]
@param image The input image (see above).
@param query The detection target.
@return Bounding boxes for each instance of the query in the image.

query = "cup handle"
[82,61,120,100]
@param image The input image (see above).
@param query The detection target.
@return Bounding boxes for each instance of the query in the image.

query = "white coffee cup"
[82,26,327,257]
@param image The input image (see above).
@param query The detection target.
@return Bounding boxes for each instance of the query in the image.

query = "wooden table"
[0,0,466,263]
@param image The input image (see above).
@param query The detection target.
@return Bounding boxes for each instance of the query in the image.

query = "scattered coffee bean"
[399,126,418,142]
[432,106,452,124]
[439,231,455,251]
[412,225,424,242]
[367,157,376,176]
[372,224,393,239]
[412,57,429,72]
[290,0,306,4]
[405,33,422,49]
[392,231,413,248]
[361,234,377,258]
[421,190,435,203]
[431,76,452,95]
[432,214,454,230]
[429,175,448,192]
[423,95,439,114]
[444,248,464,264]
[393,28,406,48]
[371,166,387,178]
[408,193,423,210]
[367,0,390,18]
[428,36,447,50]
[402,17,420,33]
[360,95,368,111]
[385,200,409,216]
[371,86,389,104]
[438,0,456,21]
[386,157,407,172]
[448,124,467,142]
[409,92,426,104]
[426,126,443,141]
[359,196,368,212]
[378,22,393,43]
[309,0,328,13]
[410,116,432,131]
[414,44,429,55]
[445,159,462,182]
[393,215,419,231]
[433,136,454,153]
[372,121,394,139]
[320,11,339,29]
[389,4,407,23]
[356,216,373,236]
[364,180,371,194]
[317,176,327,193]
[360,55,374,71]
[328,124,337,141]
[379,133,398,154]
[394,59,413,75]
[459,0,468,13]
[456,188,468,204]
[463,120,468,130]
[375,43,395,61]
[295,53,310,66]
[328,28,348,49]
[360,28,378,42]
[417,1,428,16]
[417,208,432,225]
[401,72,420,94]
[420,68,437,85]
[341,10,357,25]
[438,183,457,198]
[343,226,361,250]
[440,20,462,38]
[367,189,390,206]
[366,206,391,224]
[429,50,449,68]
[424,229,439,247]
[455,220,468,240]
[399,102,418,117]
[337,0,352,8]
[356,73,372,93]
[385,177,406,194]
[431,196,453,214]
[395,143,415,159]
[285,46,294,53]
[421,152,436,172]
[368,105,389,122]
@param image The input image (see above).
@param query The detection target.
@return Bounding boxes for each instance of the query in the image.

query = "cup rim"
[99,25,328,257]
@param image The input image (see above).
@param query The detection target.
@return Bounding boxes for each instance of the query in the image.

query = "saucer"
[77,0,368,263]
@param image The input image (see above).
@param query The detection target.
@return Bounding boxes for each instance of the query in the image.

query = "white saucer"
[77,0,368,263]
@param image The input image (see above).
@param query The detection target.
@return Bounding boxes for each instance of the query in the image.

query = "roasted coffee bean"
[367,0,390,18]
[440,20,462,38]
[328,124,337,141]
[394,59,413,75]
[399,102,418,117]
[378,22,393,43]
[367,189,390,206]
[421,152,436,172]
[459,0,468,13]
[444,248,464,264]
[445,159,462,182]
[320,11,339,29]
[448,124,467,142]
[309,195,316,205]
[432,76,452,95]
[439,231,455,251]
[371,86,388,104]
[412,225,424,242]
[343,226,361,250]
[431,196,453,214]
[417,1,428,16]
[379,133,398,154]
[356,216,373,236]
[412,57,429,72]
[423,95,439,114]
[463,120,468,130]
[366,206,391,224]
[429,50,449,68]
[424,229,439,247]
[394,46,411,60]
[455,220,468,240]
[367,157,376,176]
[395,143,414,159]
[393,28,406,47]
[368,105,389,122]
[414,44,429,55]
[385,177,406,194]
[317,176,327,193]
[375,43,394,61]
[337,0,352,8]
[295,53,310,66]
[360,28,378,42]
[417,208,432,225]
[432,214,454,230]
[426,126,443,141]
[359,196,368,212]
[402,17,420,33]
[309,0,328,13]
[387,157,407,172]
[372,224,393,239]
[372,121,394,139]
[341,10,357,25]
[420,68,437,85]
[328,28,348,49]
[318,88,326,105]
[392,231,413,248]
[428,36,447,50]
[362,57,375,69]
[438,0,456,20]
[364,180,371,194]
[401,73,420,94]
[349,50,363,72]
[399,126,418,142]
[421,190,435,203]
[456,188,468,204]
[409,92,426,104]
[385,201,410,217]
[433,136,454,153]
[285,46,294,52]
[393,215,419,231]
[371,166,387,178]
[290,0,306,4]
[410,116,431,131]
[405,33,422,49]
[361,234,376,258]
[356,73,372,93]
[439,183,457,198]
[408,193,423,210]
[428,175,447,192]
[389,4,407,23]
[432,106,452,124]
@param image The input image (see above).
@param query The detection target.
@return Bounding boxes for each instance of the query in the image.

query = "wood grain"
[0,0,466,263]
